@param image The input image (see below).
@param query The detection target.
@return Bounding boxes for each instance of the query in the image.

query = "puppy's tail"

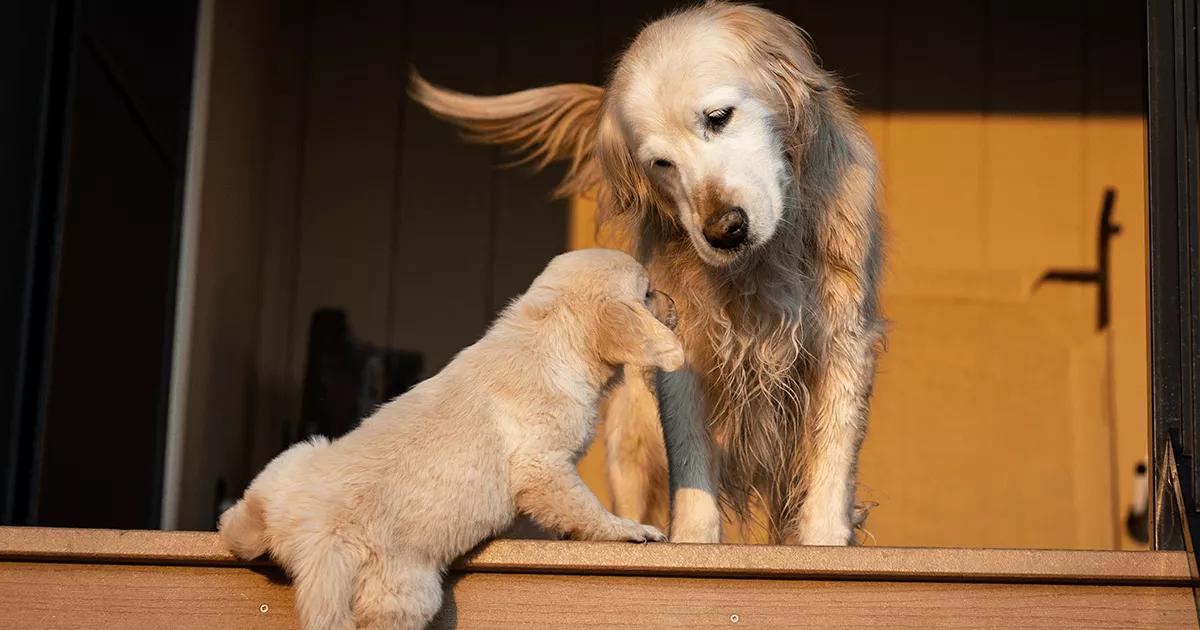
[408,70,603,198]
[218,494,269,560]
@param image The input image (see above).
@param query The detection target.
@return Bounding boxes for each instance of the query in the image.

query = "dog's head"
[411,3,835,268]
[526,249,684,371]
[596,3,833,267]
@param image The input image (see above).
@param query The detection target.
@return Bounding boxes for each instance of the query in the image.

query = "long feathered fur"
[409,73,603,199]
[411,1,884,544]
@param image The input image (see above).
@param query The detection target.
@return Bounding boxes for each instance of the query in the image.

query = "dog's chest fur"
[646,239,820,487]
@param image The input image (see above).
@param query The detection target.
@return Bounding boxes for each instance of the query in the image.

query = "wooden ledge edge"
[1,527,1194,586]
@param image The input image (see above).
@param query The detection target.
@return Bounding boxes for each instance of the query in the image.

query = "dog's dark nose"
[702,207,748,250]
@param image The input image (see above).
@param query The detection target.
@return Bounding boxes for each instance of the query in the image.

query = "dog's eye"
[651,158,674,169]
[706,107,734,131]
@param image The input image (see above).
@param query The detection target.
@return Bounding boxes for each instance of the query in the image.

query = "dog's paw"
[669,522,721,544]
[668,488,722,543]
[795,523,853,546]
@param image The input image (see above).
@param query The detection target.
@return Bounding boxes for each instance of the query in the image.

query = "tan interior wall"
[866,111,1146,551]
[1091,117,1151,550]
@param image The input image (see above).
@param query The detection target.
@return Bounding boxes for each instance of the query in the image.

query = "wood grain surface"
[1,527,1194,585]
[1,527,1196,629]
[1,562,1196,629]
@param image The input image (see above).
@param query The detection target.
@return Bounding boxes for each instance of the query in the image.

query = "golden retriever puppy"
[218,248,682,630]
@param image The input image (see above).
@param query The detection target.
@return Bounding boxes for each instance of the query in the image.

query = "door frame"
[1147,0,1200,551]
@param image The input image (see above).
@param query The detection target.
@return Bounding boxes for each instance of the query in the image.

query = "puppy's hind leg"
[288,537,360,630]
[352,552,444,630]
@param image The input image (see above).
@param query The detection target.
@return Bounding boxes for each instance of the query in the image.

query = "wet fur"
[411,2,884,545]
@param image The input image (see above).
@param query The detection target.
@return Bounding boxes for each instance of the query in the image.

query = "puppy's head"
[528,249,684,372]
[598,3,832,267]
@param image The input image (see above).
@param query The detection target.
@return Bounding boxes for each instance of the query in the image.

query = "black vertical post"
[2,0,198,528]
[1147,0,1200,550]
[0,0,77,526]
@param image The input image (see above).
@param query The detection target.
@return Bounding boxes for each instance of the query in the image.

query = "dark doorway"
[0,0,198,528]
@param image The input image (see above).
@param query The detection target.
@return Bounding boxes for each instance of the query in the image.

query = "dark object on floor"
[299,309,423,441]
[1126,461,1149,544]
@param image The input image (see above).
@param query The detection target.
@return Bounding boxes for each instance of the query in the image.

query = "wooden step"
[1,527,1196,628]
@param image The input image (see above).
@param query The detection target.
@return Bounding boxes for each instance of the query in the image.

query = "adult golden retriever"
[413,1,883,545]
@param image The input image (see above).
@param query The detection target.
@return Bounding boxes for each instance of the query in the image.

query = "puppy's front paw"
[632,523,668,543]
[591,517,667,543]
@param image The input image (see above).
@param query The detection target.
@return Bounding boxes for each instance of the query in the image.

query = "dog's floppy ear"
[595,109,657,219]
[598,299,685,371]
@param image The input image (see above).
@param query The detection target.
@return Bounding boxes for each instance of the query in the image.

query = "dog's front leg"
[512,453,666,542]
[792,330,877,546]
[791,268,883,546]
[658,367,721,543]
[788,131,885,546]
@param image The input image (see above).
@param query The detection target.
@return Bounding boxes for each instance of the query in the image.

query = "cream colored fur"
[219,249,682,630]
[411,2,885,546]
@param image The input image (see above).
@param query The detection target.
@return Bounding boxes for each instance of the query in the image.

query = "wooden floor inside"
[1,527,1197,628]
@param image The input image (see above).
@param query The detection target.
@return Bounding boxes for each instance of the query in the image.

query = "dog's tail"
[218,494,270,559]
[408,70,603,198]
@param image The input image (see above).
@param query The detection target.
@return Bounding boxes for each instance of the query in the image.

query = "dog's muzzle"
[648,289,678,330]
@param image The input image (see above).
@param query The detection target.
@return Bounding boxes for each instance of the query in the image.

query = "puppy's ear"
[599,299,685,371]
